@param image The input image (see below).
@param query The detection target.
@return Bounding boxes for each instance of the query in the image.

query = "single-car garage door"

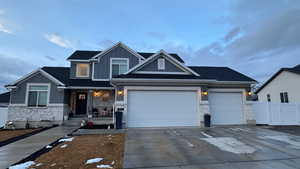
[209,92,244,125]
[127,90,199,127]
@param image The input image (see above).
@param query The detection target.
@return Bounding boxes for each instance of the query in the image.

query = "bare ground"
[29,134,125,169]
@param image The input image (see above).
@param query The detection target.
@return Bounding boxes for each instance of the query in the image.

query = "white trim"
[111,78,256,84]
[110,58,129,79]
[67,59,90,62]
[25,83,51,107]
[125,86,201,91]
[76,63,90,78]
[133,71,190,75]
[91,42,145,61]
[7,68,65,86]
[125,50,200,76]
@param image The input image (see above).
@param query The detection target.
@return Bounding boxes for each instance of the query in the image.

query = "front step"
[63,118,86,127]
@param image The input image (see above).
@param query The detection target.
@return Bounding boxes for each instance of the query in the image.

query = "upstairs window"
[111,58,129,78]
[76,63,90,77]
[27,84,49,107]
[157,58,165,70]
[280,92,289,103]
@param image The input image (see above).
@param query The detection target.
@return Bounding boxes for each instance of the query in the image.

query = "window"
[280,92,289,103]
[27,84,49,107]
[267,94,271,102]
[76,63,90,77]
[157,58,165,70]
[111,59,129,77]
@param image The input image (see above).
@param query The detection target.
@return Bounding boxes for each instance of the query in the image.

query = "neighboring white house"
[256,64,300,103]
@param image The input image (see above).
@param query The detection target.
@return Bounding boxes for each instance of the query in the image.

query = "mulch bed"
[12,134,125,169]
[0,126,55,147]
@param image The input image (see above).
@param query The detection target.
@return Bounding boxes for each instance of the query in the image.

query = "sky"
[0,0,300,93]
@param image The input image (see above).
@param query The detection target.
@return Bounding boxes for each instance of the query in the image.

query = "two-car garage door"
[127,90,199,127]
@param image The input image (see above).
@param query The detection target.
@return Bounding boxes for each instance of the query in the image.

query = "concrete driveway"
[124,126,300,169]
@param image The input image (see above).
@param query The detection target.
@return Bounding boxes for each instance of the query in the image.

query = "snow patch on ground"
[262,135,300,149]
[46,145,52,148]
[97,164,113,168]
[59,137,74,142]
[9,161,35,169]
[201,137,256,154]
[60,144,68,148]
[201,132,213,138]
[35,163,43,166]
[86,158,104,164]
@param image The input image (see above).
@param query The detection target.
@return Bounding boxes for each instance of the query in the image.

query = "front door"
[76,92,87,115]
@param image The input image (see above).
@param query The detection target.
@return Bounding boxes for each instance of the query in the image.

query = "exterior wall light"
[246,92,252,96]
[201,91,208,96]
[117,90,124,96]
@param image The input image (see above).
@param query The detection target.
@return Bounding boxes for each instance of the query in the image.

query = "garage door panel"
[209,92,244,125]
[127,90,199,127]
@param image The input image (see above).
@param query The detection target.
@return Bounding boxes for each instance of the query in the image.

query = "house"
[0,92,10,107]
[256,64,300,103]
[5,42,257,128]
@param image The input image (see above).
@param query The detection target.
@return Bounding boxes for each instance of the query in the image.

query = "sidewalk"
[0,126,77,168]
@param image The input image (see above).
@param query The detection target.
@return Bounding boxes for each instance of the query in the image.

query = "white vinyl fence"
[253,102,300,125]
[0,107,8,127]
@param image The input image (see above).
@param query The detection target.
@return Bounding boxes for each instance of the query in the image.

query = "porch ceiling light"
[246,92,252,96]
[201,91,208,96]
[93,91,102,97]
[117,90,124,96]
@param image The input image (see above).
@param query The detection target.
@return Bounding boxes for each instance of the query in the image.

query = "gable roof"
[91,42,145,61]
[0,92,10,103]
[67,51,184,63]
[115,66,256,83]
[125,50,200,76]
[6,68,66,87]
[256,64,300,93]
[41,67,113,88]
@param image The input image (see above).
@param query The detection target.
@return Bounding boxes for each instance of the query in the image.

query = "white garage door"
[209,92,244,125]
[127,90,199,127]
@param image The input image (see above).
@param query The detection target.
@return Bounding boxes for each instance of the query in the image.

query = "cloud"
[0,23,13,34]
[44,33,73,49]
[0,53,36,92]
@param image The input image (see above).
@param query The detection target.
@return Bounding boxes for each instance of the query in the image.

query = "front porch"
[67,89,116,125]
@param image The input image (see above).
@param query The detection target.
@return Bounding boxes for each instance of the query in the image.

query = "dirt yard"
[0,129,40,142]
[29,134,125,169]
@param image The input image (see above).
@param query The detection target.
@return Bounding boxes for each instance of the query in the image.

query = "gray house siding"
[137,56,185,72]
[93,46,139,79]
[10,72,64,104]
[70,61,93,79]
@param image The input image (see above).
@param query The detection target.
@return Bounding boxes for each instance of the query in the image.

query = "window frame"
[110,58,129,78]
[157,58,165,70]
[26,83,50,107]
[280,92,289,103]
[76,63,90,78]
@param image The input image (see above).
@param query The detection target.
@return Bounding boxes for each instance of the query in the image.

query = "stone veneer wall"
[7,105,68,128]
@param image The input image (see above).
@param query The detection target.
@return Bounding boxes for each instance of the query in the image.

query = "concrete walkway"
[0,126,77,168]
